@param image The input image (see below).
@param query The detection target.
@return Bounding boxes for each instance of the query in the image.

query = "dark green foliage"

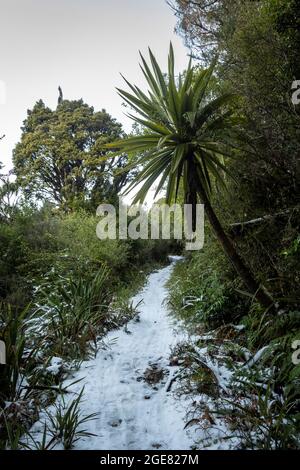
[35,266,110,358]
[169,233,248,329]
[13,99,131,211]
[0,0,299,449]
[267,0,300,77]
[106,44,275,309]
[0,304,31,403]
[42,388,98,450]
[168,0,300,448]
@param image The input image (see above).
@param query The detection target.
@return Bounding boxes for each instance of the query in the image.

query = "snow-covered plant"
[45,388,98,450]
[0,303,35,401]
[35,266,110,359]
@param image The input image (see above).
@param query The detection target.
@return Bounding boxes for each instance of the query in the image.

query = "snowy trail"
[62,257,193,450]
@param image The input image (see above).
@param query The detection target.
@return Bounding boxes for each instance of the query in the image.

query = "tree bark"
[229,207,299,236]
[196,183,275,311]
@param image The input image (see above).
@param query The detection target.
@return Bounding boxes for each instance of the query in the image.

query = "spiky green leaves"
[106,44,239,205]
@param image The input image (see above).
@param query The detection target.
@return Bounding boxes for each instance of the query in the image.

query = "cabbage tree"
[106,44,274,310]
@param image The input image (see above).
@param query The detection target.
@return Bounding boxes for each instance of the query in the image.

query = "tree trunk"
[196,184,275,311]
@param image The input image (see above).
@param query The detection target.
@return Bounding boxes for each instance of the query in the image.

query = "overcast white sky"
[0,0,189,172]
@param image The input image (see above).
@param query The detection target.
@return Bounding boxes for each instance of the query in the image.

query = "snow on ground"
[31,256,195,450]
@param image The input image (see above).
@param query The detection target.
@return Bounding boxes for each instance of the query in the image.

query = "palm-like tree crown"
[107,43,237,207]
[105,45,275,311]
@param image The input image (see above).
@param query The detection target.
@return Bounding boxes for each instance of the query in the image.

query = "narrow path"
[66,257,193,450]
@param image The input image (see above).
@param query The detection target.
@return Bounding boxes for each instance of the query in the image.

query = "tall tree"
[1,136,17,221]
[106,45,274,310]
[13,98,131,211]
[0,166,18,222]
[168,0,238,61]
[169,0,300,215]
[169,0,300,301]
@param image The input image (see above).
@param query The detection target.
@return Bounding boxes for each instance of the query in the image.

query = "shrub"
[168,234,248,329]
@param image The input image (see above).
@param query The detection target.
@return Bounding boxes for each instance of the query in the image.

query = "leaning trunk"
[196,184,275,311]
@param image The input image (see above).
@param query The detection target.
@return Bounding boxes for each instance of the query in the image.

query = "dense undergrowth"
[0,205,174,449]
[163,0,300,449]
[1,0,300,451]
[168,229,300,449]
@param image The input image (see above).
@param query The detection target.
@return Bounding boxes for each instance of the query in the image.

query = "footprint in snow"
[109,418,122,427]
